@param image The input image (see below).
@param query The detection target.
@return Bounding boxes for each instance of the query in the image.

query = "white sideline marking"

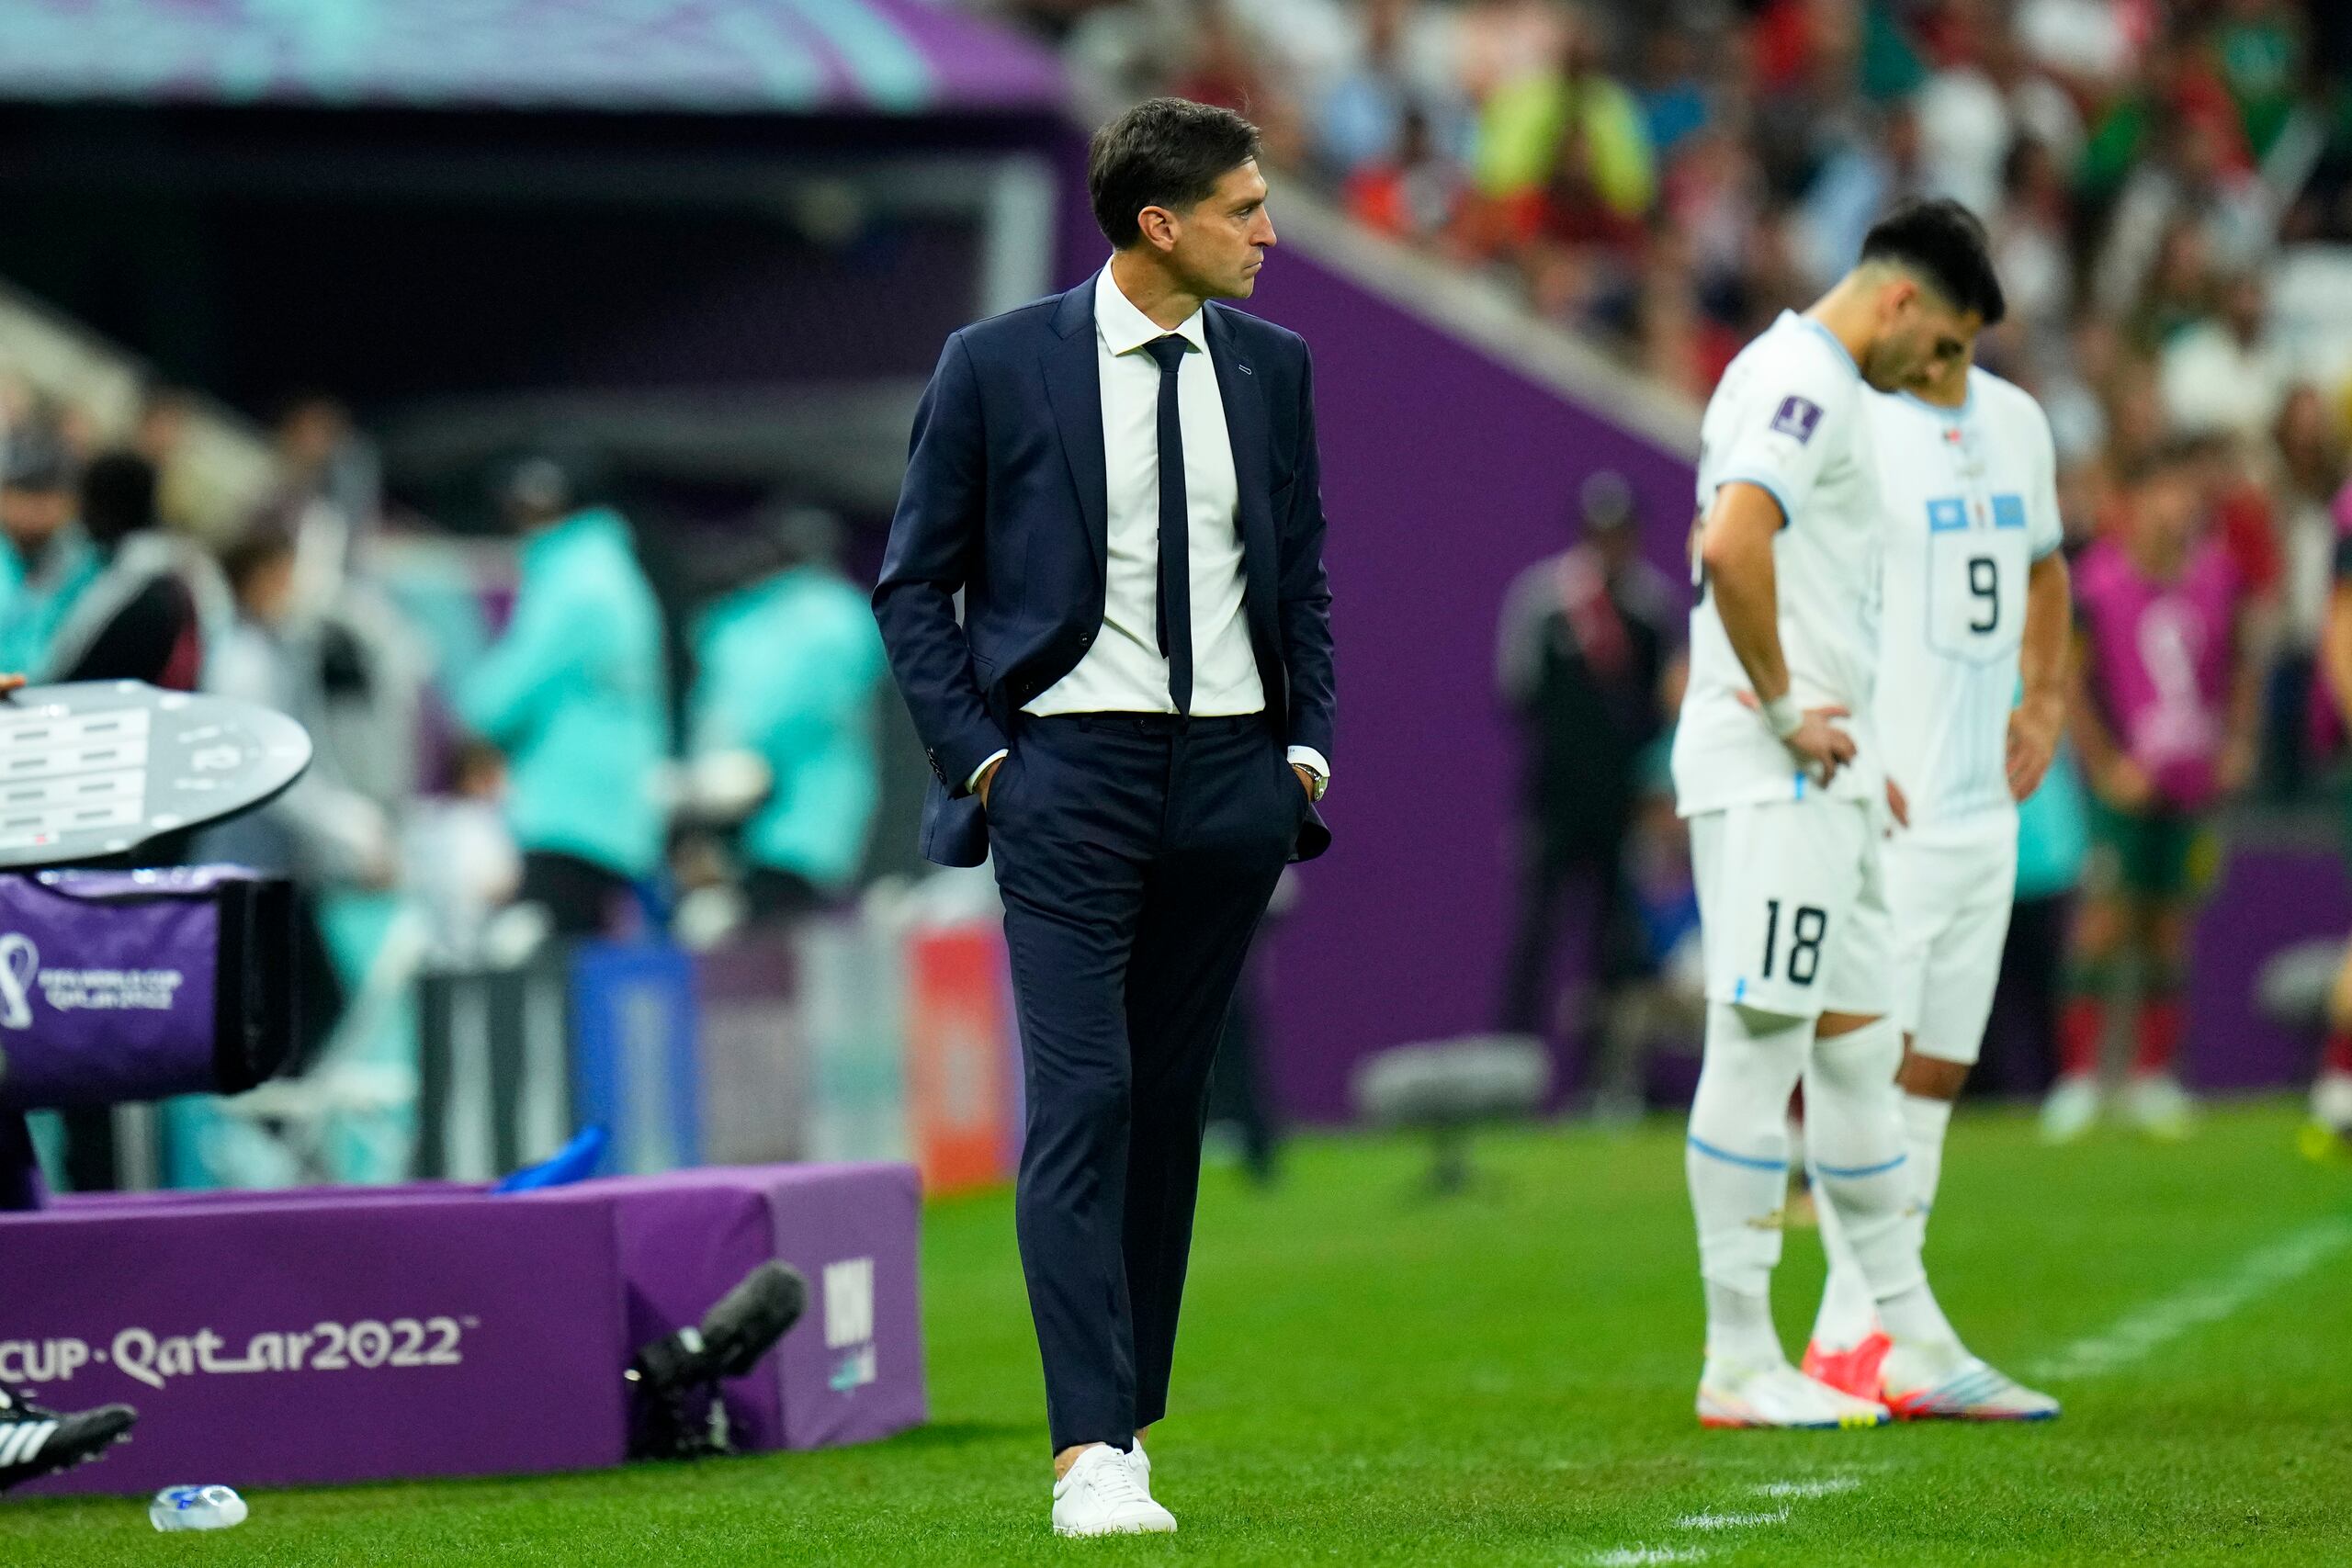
[1675,1508,1790,1531]
[1752,1476,1862,1499]
[1588,1471,1857,1564]
[2029,1216,2352,1382]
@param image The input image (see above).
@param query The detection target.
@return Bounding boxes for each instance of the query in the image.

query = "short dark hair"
[79,451,156,547]
[1860,198,2006,327]
[220,524,298,598]
[1088,96,1261,250]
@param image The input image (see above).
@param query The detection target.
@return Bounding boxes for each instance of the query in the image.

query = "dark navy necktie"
[1144,333,1193,716]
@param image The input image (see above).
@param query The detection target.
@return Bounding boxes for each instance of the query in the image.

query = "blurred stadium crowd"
[0,377,887,945]
[993,0,2352,1139]
[1003,0,2352,790]
[0,370,893,1189]
[6,1,2352,1192]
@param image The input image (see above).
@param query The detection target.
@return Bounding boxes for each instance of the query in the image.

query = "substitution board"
[0,682,311,868]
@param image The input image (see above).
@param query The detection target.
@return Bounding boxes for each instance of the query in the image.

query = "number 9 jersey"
[1867,367,2065,829]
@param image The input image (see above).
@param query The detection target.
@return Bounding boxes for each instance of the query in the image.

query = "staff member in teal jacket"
[687,508,886,922]
[458,457,669,938]
[0,425,100,675]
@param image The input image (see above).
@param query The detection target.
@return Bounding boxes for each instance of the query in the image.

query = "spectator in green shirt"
[1474,13,1656,218]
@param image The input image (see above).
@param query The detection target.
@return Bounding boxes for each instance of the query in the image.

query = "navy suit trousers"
[986,712,1302,1453]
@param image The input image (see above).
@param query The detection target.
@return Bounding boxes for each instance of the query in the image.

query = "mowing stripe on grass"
[2030,1214,2352,1381]
[1675,1508,1791,1530]
[1752,1476,1863,1499]
[1589,1472,1862,1563]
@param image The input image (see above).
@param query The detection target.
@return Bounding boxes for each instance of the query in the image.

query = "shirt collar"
[1896,380,1976,421]
[1788,310,1860,379]
[1095,259,1208,359]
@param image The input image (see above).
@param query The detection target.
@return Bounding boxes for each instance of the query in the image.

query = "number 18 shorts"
[1689,797,1894,1022]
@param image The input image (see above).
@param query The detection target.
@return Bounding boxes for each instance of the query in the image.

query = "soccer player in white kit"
[1797,344,2070,1420]
[1673,200,2048,1428]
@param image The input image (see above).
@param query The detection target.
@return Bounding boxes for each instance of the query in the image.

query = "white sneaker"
[2304,1074,2352,1163]
[1051,1444,1175,1537]
[1697,1359,1891,1429]
[2312,1072,2352,1133]
[1882,1339,2060,1421]
[2040,1075,2101,1145]
[2123,1073,2195,1141]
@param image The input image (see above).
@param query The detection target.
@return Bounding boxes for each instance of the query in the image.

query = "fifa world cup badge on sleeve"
[1770,396,1824,445]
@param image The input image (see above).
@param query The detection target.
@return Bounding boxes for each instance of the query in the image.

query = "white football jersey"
[1672,310,1886,818]
[1870,367,2064,828]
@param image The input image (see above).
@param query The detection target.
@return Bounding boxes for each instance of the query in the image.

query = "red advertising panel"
[902,923,1017,1194]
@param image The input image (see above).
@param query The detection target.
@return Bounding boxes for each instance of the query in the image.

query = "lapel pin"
[1238,363,1254,376]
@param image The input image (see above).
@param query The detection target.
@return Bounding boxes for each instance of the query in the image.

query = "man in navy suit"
[874,97,1335,1536]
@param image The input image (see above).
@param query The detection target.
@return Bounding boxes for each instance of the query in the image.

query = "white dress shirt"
[971,261,1329,793]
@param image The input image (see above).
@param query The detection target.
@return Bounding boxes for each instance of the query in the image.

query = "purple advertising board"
[5,1188,627,1495]
[588,1163,927,1451]
[2187,842,2351,1092]
[4,1163,925,1495]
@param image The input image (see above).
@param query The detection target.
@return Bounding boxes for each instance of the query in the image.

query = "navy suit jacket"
[874,274,1336,869]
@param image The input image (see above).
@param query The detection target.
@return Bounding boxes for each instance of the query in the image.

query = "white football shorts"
[1689,796,1893,1022]
[1883,811,2018,1066]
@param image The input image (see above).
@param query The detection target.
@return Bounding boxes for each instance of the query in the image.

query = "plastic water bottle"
[148,1485,248,1532]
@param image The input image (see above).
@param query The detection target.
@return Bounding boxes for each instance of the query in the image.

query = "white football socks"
[1688,1002,1811,1365]
[1703,1279,1783,1367]
[1808,1177,1879,1349]
[1897,1090,1955,1252]
[1804,1017,1958,1346]
[1812,1086,1959,1348]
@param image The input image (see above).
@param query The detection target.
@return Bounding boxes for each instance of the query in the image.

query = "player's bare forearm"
[1701,481,1851,782]
[2007,552,2070,799]
[2018,552,2069,718]
[1698,482,1790,702]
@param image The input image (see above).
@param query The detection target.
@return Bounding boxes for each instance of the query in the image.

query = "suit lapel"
[1042,279,1109,577]
[1207,308,1279,642]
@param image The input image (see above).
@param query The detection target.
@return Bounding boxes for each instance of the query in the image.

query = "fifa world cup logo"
[0,934,37,1030]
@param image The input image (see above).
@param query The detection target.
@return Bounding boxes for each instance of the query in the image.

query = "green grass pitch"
[6,1100,2348,1564]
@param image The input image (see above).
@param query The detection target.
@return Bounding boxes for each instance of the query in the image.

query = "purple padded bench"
[0,1162,925,1495]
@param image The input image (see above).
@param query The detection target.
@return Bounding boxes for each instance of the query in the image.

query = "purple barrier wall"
[581,1164,928,1452]
[1240,260,1694,1119]
[7,1189,628,1495]
[5,1163,925,1494]
[1043,139,2333,1118]
[2188,842,2348,1093]
[1228,255,2349,1116]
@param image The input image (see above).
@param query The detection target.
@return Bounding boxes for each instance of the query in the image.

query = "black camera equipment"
[625,1260,808,1460]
